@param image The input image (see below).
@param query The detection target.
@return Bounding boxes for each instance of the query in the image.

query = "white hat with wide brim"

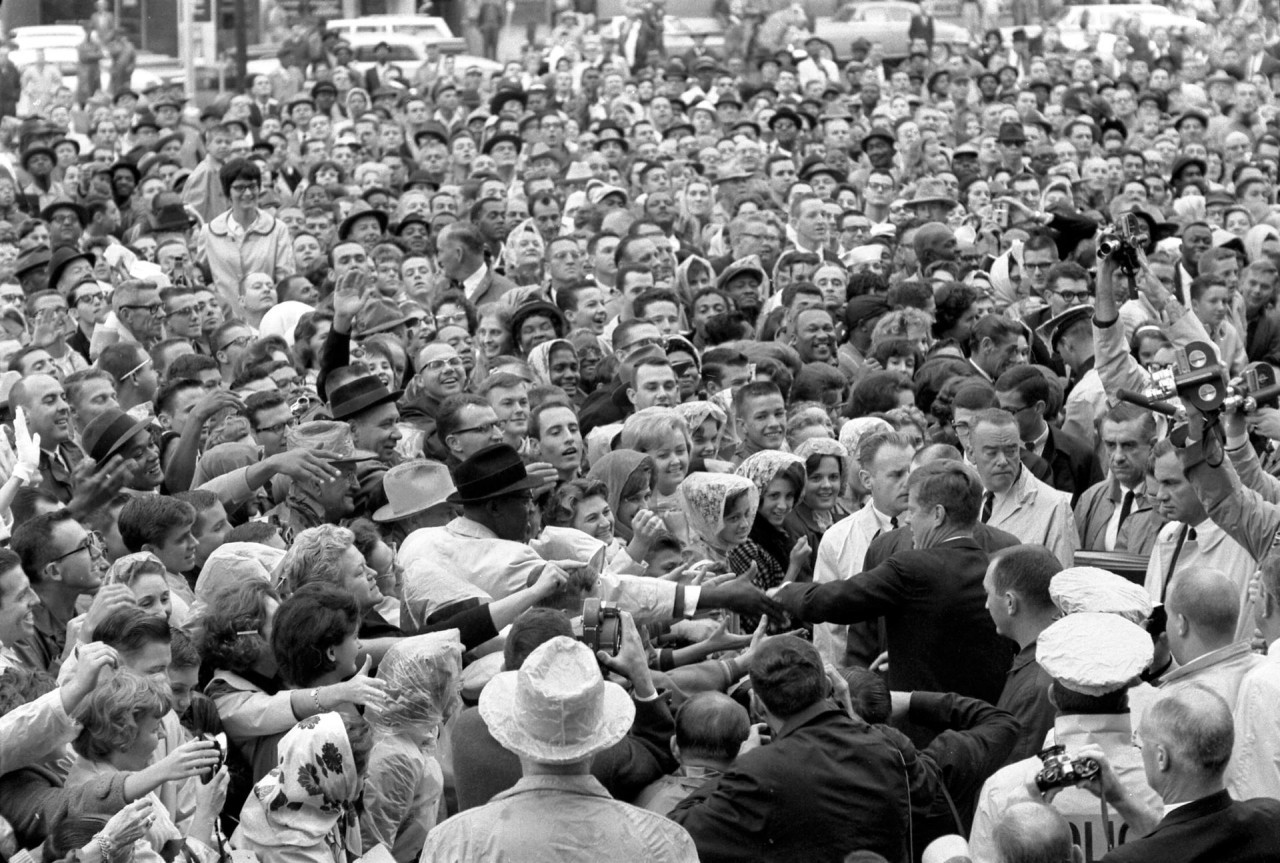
[479,636,635,764]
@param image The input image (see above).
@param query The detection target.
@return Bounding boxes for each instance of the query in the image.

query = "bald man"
[9,374,81,504]
[992,802,1081,863]
[1160,568,1261,708]
[1077,687,1280,863]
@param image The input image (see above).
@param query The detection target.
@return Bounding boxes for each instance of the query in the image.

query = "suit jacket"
[1075,476,1162,555]
[671,701,937,863]
[428,266,517,308]
[1100,790,1280,863]
[776,536,1015,703]
[1040,424,1102,504]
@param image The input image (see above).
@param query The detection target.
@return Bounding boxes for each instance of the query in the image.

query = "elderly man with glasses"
[89,279,165,362]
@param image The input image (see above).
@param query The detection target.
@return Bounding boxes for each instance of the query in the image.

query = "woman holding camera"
[63,670,227,863]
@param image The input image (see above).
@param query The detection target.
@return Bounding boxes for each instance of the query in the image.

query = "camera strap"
[1100,795,1115,852]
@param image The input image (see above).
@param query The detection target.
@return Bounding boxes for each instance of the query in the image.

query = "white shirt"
[462,261,488,304]
[811,502,896,667]
[1229,648,1280,801]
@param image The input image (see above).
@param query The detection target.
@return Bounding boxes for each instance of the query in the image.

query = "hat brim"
[372,493,452,522]
[93,416,154,464]
[446,474,544,505]
[329,389,404,421]
[479,669,635,764]
[327,447,380,465]
[337,210,390,241]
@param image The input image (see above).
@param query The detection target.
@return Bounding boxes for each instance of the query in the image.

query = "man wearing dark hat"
[329,373,404,514]
[996,121,1028,172]
[20,146,66,213]
[80,405,163,493]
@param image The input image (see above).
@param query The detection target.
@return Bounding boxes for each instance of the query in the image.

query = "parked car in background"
[324,16,467,54]
[815,1,972,61]
[246,32,502,84]
[1000,3,1209,59]
[10,25,170,93]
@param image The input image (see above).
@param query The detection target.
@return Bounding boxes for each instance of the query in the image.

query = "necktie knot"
[980,492,995,523]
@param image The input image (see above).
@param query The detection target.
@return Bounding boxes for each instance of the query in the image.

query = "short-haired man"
[970,409,1078,566]
[478,372,531,451]
[628,358,679,411]
[439,393,506,464]
[732,381,787,462]
[9,374,83,504]
[671,636,934,861]
[530,401,582,482]
[995,364,1101,502]
[812,431,914,667]
[1078,687,1280,861]
[1074,405,1160,554]
[967,316,1029,382]
[777,460,1014,702]
[634,692,749,816]
[983,545,1064,765]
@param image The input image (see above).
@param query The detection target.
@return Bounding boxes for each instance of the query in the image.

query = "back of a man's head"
[988,545,1062,613]
[749,635,826,719]
[1141,685,1234,784]
[674,691,751,763]
[1167,567,1240,657]
[993,801,1078,863]
[503,607,574,671]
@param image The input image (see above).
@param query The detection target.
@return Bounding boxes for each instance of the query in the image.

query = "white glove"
[11,407,41,485]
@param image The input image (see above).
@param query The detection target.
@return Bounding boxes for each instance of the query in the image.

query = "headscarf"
[104,552,166,588]
[794,436,852,483]
[677,471,759,557]
[502,217,545,280]
[838,416,893,467]
[193,542,283,608]
[259,300,315,346]
[988,239,1025,312]
[344,88,370,118]
[586,449,653,543]
[1244,224,1280,264]
[528,338,575,387]
[674,254,714,309]
[675,400,728,460]
[735,451,806,567]
[236,713,363,861]
[366,632,463,740]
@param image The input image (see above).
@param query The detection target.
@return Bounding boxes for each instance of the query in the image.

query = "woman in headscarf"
[674,254,715,310]
[527,338,582,403]
[1244,223,1280,264]
[361,634,462,863]
[677,471,758,569]
[675,400,730,467]
[344,87,370,120]
[587,450,657,573]
[502,218,545,288]
[233,712,367,863]
[730,452,811,632]
[786,437,851,573]
[988,238,1025,313]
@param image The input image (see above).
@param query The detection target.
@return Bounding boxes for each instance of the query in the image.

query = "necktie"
[1116,490,1135,531]
[890,516,899,529]
[449,278,463,292]
[981,492,994,524]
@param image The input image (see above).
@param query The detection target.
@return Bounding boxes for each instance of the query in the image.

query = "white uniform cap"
[1038,612,1154,696]
[1050,566,1153,624]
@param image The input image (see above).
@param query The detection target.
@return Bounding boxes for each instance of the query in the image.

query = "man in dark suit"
[1080,686,1280,863]
[995,364,1102,504]
[671,636,939,863]
[776,460,1016,704]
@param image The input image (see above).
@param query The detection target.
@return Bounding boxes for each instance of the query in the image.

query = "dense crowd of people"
[2,1,1280,862]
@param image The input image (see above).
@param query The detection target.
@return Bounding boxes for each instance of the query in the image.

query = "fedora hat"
[47,245,96,289]
[447,443,543,504]
[81,408,153,465]
[905,177,956,209]
[482,132,524,155]
[337,207,389,242]
[284,421,378,464]
[20,146,56,171]
[996,121,1027,145]
[352,296,415,338]
[373,459,457,522]
[13,245,51,277]
[479,636,634,764]
[328,374,402,421]
[152,203,195,233]
[40,200,89,227]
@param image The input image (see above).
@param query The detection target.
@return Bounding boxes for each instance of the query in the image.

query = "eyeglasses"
[436,312,468,327]
[165,305,200,319]
[867,182,894,192]
[1053,289,1092,302]
[230,182,261,194]
[50,531,106,562]
[122,303,164,316]
[257,416,298,436]
[453,419,506,436]
[422,356,465,372]
[74,291,106,306]
[622,336,664,354]
[219,334,252,352]
[0,292,24,305]
[122,357,152,380]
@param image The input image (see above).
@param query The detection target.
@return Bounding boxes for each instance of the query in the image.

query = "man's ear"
[626,386,638,406]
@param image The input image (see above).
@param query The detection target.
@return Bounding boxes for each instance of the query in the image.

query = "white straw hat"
[479,636,634,764]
